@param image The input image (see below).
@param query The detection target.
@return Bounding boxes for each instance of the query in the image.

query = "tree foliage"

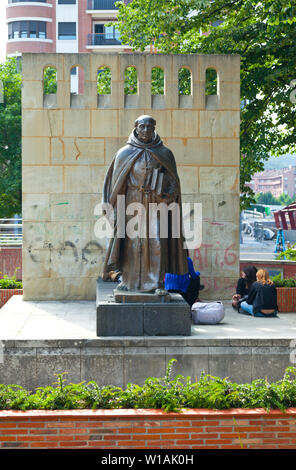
[0,58,22,218]
[115,0,296,209]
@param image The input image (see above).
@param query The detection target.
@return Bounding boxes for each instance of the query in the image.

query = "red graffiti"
[193,243,237,271]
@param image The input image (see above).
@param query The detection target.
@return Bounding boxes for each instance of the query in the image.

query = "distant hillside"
[264,154,295,170]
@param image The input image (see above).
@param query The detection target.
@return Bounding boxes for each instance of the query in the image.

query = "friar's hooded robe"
[102,129,188,292]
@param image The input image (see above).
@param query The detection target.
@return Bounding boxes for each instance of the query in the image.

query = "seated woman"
[239,269,278,318]
[232,266,257,309]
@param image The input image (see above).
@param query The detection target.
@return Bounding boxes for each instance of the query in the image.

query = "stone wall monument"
[22,53,240,301]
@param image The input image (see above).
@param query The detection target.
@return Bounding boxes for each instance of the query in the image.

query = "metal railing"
[87,0,118,10]
[87,33,121,46]
[0,219,22,246]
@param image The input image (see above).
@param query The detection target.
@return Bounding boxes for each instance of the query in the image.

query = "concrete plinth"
[1,295,296,389]
[96,279,191,336]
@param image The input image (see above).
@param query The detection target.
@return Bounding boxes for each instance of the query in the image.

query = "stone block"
[97,303,144,336]
[178,166,199,194]
[213,138,240,166]
[22,166,63,194]
[64,166,92,193]
[22,137,50,165]
[63,277,96,300]
[201,276,238,300]
[166,347,209,379]
[91,109,119,137]
[144,54,172,81]
[63,54,91,82]
[123,347,166,386]
[51,137,104,165]
[199,54,240,83]
[110,81,124,109]
[219,82,241,110]
[0,347,37,389]
[22,53,65,82]
[43,93,57,109]
[22,248,51,280]
[200,111,240,138]
[90,165,109,193]
[164,82,179,109]
[251,347,292,382]
[36,347,81,387]
[144,304,191,336]
[22,110,63,137]
[172,110,199,138]
[22,193,51,222]
[81,347,124,387]
[209,347,252,383]
[118,109,145,137]
[57,81,70,109]
[50,193,99,221]
[22,278,64,300]
[148,110,172,138]
[172,54,200,82]
[105,137,129,164]
[64,109,91,137]
[179,94,193,109]
[213,193,240,223]
[199,167,240,194]
[166,138,211,165]
[22,220,63,251]
[91,54,119,81]
[22,81,43,108]
[119,53,146,82]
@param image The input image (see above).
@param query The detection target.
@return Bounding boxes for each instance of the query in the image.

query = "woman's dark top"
[246,282,278,314]
[236,278,249,297]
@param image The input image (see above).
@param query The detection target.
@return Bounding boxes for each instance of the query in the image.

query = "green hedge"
[272,274,296,288]
[1,360,296,412]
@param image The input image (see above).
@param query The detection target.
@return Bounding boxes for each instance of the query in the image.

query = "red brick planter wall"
[0,409,296,449]
[276,288,296,313]
[0,247,22,280]
[0,290,23,309]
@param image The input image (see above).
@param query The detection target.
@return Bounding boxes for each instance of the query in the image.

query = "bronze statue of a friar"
[102,115,188,293]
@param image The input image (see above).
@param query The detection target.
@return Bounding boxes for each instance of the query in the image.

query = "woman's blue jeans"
[240,301,278,318]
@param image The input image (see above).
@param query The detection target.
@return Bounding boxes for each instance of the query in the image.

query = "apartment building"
[252,166,296,198]
[6,0,131,56]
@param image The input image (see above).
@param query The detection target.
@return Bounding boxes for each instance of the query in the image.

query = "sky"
[0,1,7,62]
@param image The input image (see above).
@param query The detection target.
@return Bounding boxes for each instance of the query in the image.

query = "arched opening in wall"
[151,67,165,109]
[97,66,111,108]
[70,65,84,108]
[205,67,219,109]
[43,66,57,108]
[178,67,192,108]
[124,66,138,108]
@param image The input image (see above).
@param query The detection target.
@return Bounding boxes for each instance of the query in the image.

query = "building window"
[58,0,76,4]
[58,22,76,40]
[8,21,46,39]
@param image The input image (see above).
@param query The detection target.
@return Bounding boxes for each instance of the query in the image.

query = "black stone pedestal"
[96,278,191,336]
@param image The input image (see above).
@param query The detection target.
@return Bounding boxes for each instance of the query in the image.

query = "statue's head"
[134,115,156,143]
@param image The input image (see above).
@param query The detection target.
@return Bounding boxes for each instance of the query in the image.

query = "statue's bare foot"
[117,283,128,291]
[155,288,168,296]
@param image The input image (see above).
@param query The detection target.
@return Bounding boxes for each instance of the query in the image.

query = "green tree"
[43,67,57,95]
[277,193,294,206]
[0,58,22,218]
[255,191,279,205]
[115,0,296,209]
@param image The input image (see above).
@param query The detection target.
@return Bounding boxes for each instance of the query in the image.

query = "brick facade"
[0,409,296,449]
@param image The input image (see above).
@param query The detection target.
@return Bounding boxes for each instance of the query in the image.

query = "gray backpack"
[191,301,225,325]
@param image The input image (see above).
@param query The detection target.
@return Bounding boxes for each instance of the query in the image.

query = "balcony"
[87,32,121,46]
[87,0,118,10]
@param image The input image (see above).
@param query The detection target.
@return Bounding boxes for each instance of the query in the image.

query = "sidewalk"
[1,295,296,340]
